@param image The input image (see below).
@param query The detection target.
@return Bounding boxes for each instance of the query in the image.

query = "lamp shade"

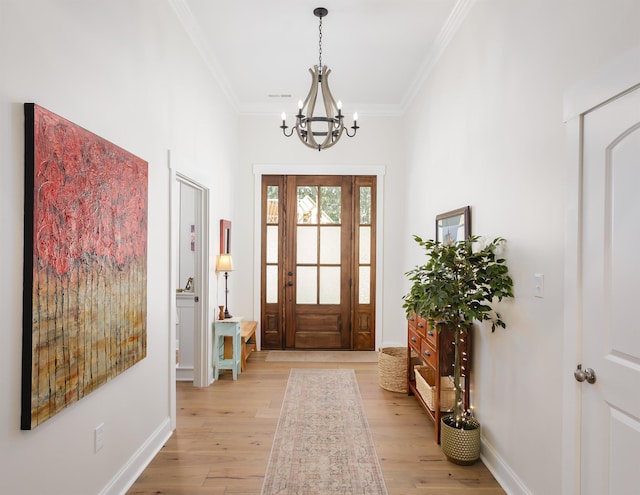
[216,254,234,272]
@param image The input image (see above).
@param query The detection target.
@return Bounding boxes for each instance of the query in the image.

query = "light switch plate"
[534,273,544,298]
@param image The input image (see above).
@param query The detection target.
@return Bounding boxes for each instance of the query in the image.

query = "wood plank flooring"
[127,351,505,495]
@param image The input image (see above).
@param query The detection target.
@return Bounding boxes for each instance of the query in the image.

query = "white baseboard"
[480,435,531,495]
[176,365,194,381]
[100,417,173,495]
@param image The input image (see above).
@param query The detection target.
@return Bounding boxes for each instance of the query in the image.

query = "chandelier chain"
[318,15,323,73]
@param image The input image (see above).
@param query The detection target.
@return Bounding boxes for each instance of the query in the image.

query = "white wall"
[0,0,236,493]
[401,1,639,494]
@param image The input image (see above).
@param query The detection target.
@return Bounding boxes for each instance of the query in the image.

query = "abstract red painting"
[22,104,148,429]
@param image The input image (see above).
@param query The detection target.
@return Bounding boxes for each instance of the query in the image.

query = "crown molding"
[168,0,240,112]
[399,0,477,114]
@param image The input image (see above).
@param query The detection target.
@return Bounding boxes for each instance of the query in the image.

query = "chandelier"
[280,7,359,151]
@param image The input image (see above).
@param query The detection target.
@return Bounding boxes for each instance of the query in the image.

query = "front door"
[580,85,640,493]
[261,175,376,350]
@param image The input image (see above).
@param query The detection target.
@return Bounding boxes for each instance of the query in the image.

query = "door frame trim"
[168,151,212,428]
[562,44,640,495]
[252,164,386,351]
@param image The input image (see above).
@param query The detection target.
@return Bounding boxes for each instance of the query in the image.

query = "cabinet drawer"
[415,317,427,338]
[408,328,422,354]
[425,322,437,348]
[420,339,437,369]
[408,314,418,333]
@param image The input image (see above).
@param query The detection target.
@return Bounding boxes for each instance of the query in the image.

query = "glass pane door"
[260,175,376,350]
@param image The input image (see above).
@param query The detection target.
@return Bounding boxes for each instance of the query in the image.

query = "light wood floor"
[128,351,505,495]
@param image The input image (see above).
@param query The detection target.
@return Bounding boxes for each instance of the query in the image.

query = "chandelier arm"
[316,67,338,149]
[281,125,295,138]
[344,125,358,138]
[299,66,320,149]
[304,66,320,120]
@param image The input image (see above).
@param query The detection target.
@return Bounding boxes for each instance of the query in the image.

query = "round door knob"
[287,281,293,286]
[574,364,596,384]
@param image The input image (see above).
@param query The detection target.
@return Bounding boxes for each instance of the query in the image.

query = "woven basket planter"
[378,347,409,393]
[441,415,481,465]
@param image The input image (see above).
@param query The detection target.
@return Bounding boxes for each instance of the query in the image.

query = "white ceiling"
[172,0,470,116]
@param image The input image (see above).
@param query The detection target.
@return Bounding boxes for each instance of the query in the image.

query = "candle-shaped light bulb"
[353,112,358,122]
[281,112,286,122]
[337,100,342,110]
[298,99,303,110]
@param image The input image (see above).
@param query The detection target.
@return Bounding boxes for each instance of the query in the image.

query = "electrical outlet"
[95,423,104,453]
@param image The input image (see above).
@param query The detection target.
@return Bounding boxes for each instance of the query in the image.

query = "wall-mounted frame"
[436,206,471,244]
[220,219,231,254]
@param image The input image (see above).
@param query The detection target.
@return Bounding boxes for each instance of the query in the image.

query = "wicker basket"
[441,416,481,465]
[414,365,461,412]
[378,347,409,393]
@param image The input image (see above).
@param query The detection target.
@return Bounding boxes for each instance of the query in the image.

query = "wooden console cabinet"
[407,314,471,443]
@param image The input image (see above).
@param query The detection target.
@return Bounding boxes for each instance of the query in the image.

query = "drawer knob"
[411,337,417,343]
[424,350,431,357]
[428,330,434,336]
[418,322,424,328]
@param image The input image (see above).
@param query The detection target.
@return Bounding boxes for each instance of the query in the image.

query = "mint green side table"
[213,317,242,380]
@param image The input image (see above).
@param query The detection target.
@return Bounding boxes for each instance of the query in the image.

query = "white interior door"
[580,85,640,494]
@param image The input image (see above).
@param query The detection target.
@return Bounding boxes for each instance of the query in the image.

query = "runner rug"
[261,368,388,495]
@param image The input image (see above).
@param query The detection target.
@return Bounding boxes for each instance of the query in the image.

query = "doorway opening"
[170,169,210,393]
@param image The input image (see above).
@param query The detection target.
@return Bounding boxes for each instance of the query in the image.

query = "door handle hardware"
[574,364,596,384]
[287,281,293,286]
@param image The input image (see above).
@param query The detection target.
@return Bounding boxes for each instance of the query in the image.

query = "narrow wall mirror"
[220,219,231,254]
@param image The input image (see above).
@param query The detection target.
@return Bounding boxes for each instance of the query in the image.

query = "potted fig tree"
[403,235,514,464]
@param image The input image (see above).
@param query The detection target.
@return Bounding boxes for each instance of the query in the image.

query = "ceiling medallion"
[280,7,359,151]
